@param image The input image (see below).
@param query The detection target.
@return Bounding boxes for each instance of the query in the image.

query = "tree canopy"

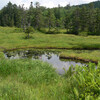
[0,1,100,35]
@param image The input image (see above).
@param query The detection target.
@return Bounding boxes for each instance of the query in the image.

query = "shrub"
[65,63,100,100]
[25,26,35,39]
[13,28,23,33]
[78,32,88,36]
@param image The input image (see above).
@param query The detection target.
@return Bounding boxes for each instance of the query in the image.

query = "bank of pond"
[4,49,88,75]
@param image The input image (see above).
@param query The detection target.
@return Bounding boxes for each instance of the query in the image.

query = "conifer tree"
[47,9,56,32]
[33,2,43,30]
[72,7,80,34]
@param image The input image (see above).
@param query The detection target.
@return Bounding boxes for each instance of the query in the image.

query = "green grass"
[0,27,100,51]
[60,50,100,62]
[0,59,68,100]
[0,52,4,58]
[0,59,99,100]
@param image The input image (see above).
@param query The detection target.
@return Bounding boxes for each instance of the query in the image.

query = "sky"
[0,0,97,9]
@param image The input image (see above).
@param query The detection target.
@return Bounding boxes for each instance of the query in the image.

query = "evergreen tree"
[80,6,87,32]
[20,4,27,31]
[0,1,100,35]
[71,7,80,34]
[95,8,100,34]
[47,9,56,32]
[87,3,95,33]
[33,2,43,30]
[64,14,71,33]
[27,2,34,27]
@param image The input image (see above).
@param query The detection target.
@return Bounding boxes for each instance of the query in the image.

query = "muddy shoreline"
[1,46,100,51]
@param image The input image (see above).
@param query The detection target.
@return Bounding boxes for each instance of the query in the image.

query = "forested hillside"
[78,0,100,8]
[0,1,100,35]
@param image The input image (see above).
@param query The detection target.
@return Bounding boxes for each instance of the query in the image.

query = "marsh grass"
[0,59,69,100]
[60,50,100,62]
[0,27,100,51]
[0,59,59,83]
[0,59,100,100]
[0,52,4,58]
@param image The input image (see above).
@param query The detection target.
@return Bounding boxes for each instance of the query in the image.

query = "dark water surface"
[4,50,86,74]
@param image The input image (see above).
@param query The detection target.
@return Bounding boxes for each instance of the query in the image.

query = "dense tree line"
[0,1,100,35]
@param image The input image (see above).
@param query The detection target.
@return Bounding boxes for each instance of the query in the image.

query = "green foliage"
[79,1,100,8]
[65,63,100,100]
[47,9,56,32]
[0,2,21,27]
[0,1,100,35]
[78,32,88,36]
[13,28,23,33]
[33,2,43,30]
[25,26,34,34]
[46,28,60,34]
[25,26,34,39]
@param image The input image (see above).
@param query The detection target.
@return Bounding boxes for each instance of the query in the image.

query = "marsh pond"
[4,49,86,75]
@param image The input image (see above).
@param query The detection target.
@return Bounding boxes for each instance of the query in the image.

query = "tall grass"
[0,59,99,100]
[0,52,4,58]
[0,59,68,100]
[0,59,59,84]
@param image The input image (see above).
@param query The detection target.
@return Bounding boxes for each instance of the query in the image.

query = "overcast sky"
[0,0,97,9]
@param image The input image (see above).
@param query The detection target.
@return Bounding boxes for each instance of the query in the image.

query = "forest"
[0,1,100,35]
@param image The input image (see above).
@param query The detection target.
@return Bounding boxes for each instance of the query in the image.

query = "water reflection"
[4,50,85,74]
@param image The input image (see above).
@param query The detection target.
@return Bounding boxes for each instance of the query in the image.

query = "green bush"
[65,62,100,100]
[13,28,23,33]
[25,26,35,39]
[46,28,60,34]
[78,32,88,36]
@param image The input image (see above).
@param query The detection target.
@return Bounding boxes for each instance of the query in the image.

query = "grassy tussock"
[60,50,100,62]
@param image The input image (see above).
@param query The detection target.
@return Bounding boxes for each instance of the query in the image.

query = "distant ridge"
[78,1,100,8]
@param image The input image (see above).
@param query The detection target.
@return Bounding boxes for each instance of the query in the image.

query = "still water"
[4,50,86,74]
